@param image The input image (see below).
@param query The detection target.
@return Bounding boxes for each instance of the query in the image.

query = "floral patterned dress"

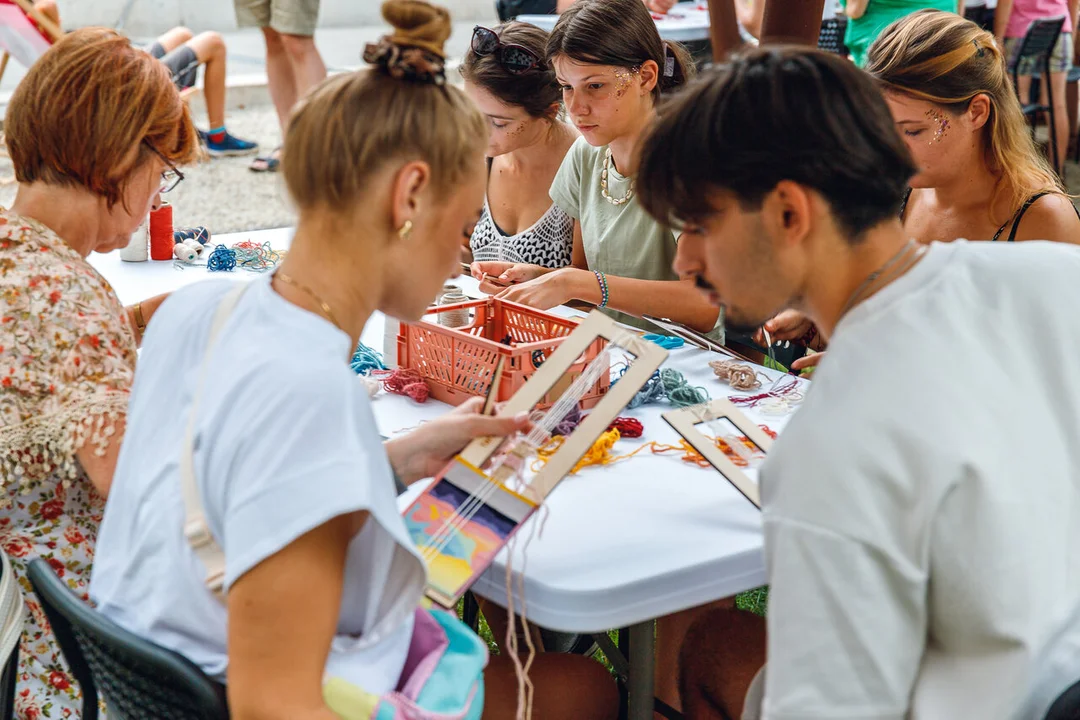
[0,210,136,719]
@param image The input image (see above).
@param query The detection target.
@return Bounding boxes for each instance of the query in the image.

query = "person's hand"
[384,397,531,485]
[471,262,547,294]
[495,267,579,310]
[753,309,814,345]
[645,0,678,13]
[790,349,824,377]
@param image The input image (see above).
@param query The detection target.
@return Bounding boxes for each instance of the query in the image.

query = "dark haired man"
[638,47,1080,719]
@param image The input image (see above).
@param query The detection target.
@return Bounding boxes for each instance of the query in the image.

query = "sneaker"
[206,131,258,158]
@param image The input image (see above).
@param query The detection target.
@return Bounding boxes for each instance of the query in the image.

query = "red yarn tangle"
[608,417,643,438]
[374,369,430,403]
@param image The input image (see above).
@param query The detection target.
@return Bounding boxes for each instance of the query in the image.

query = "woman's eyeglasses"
[143,140,185,194]
[471,26,542,75]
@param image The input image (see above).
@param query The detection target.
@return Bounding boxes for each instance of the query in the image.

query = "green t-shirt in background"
[549,136,723,340]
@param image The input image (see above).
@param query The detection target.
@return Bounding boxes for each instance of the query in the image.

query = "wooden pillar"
[761,0,826,45]
[708,0,744,62]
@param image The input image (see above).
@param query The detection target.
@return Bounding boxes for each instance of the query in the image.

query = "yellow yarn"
[534,428,653,474]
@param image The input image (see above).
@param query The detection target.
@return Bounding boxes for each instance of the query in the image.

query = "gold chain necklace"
[838,240,926,319]
[600,147,635,206]
[274,270,340,329]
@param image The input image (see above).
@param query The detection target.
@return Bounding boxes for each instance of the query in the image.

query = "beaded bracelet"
[594,270,609,308]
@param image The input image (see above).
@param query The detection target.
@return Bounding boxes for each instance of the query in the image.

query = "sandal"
[249,146,282,173]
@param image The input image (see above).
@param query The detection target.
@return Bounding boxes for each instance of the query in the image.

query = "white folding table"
[90,227,801,720]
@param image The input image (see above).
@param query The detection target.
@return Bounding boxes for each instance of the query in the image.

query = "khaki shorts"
[234,0,320,36]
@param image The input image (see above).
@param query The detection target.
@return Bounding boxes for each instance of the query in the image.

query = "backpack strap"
[181,284,249,604]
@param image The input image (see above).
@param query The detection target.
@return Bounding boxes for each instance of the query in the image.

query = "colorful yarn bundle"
[710,360,763,391]
[374,368,430,403]
[729,375,803,414]
[626,370,667,409]
[232,240,283,272]
[551,403,582,437]
[206,244,237,272]
[650,424,776,468]
[643,333,685,350]
[660,368,709,408]
[351,342,387,375]
[608,417,643,438]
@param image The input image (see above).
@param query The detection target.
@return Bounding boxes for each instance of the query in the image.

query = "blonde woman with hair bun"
[89,1,619,718]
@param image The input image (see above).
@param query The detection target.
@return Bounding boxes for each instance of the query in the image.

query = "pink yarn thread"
[374,369,430,403]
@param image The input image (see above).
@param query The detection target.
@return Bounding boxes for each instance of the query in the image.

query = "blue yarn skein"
[643,333,685,350]
[351,342,387,375]
[661,367,709,408]
[206,245,236,272]
[626,370,667,409]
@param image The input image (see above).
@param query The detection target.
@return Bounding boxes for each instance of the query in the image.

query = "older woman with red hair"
[0,27,200,716]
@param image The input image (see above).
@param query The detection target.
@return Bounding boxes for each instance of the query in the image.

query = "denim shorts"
[1005,32,1073,76]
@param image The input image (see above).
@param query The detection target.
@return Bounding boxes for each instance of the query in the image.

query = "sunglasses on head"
[471,26,542,75]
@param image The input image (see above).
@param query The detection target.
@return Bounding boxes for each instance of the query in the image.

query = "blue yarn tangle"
[661,367,709,407]
[626,370,667,409]
[351,342,387,375]
[643,333,685,350]
[206,245,236,272]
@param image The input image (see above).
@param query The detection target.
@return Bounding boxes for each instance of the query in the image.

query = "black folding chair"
[26,559,229,720]
[817,16,848,57]
[0,548,22,720]
[1011,16,1067,177]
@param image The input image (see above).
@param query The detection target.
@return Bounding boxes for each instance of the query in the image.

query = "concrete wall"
[60,0,496,37]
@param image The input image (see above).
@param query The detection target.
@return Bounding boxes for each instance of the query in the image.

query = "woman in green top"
[471,0,721,335]
[842,0,961,66]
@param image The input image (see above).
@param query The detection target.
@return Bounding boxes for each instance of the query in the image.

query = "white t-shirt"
[90,277,426,694]
[758,240,1080,719]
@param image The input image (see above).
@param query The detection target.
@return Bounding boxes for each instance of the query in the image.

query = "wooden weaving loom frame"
[662,399,774,509]
[404,311,668,607]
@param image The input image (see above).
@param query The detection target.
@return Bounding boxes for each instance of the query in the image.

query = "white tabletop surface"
[519,1,712,42]
[90,227,803,633]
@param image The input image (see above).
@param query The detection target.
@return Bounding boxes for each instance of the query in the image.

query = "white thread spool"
[119,219,149,262]
[438,286,470,328]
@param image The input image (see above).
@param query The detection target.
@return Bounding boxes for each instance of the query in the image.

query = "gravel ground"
[0,105,297,234]
[0,105,1076,234]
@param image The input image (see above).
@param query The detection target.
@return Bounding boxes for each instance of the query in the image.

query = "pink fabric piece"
[1006,0,1072,38]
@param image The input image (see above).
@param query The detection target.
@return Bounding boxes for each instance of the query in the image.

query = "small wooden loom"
[662,399,775,509]
[402,311,669,607]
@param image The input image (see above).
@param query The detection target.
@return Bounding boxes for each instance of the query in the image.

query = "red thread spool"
[608,417,643,438]
[149,202,174,260]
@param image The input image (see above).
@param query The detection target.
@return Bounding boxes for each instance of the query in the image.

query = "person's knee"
[262,26,286,53]
[173,26,194,43]
[192,31,226,59]
[279,32,316,61]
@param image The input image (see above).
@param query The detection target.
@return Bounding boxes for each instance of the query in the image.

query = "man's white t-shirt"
[90,277,426,694]
[759,240,1080,719]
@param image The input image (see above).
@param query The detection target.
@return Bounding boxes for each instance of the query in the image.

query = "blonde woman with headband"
[89,2,619,718]
[761,9,1080,374]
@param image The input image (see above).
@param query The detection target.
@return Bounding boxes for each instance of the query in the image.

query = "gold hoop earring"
[397,220,413,240]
